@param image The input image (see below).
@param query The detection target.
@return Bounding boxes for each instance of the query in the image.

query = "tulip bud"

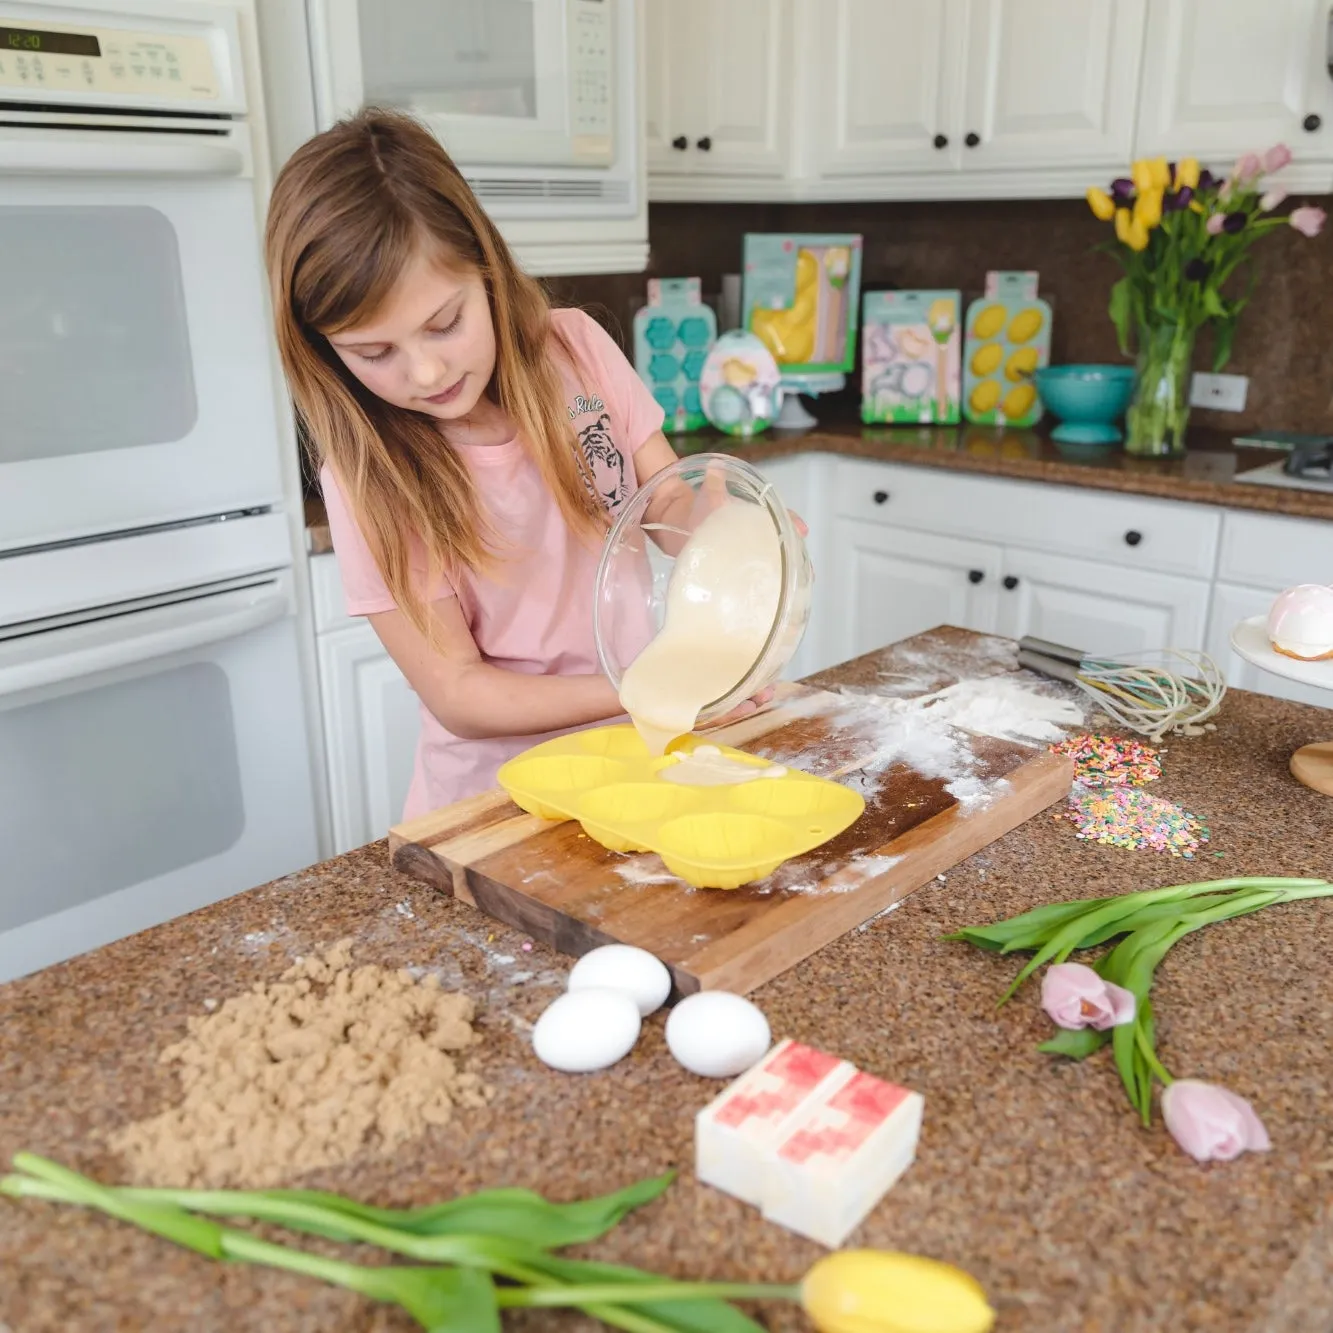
[1040,962,1136,1031]
[1174,158,1201,190]
[802,1250,996,1333]
[1161,1080,1271,1164]
[1134,189,1163,230]
[1086,186,1116,221]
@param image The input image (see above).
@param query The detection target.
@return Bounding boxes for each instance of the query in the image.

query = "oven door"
[0,126,284,552]
[311,0,608,167]
[0,573,318,983]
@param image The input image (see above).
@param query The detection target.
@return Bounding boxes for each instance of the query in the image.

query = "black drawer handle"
[872,490,890,505]
[671,135,688,150]
[1124,529,1143,547]
[1304,113,1322,132]
[933,133,948,149]
[965,131,981,147]
[967,569,985,584]
[696,136,712,151]
[1002,575,1019,590]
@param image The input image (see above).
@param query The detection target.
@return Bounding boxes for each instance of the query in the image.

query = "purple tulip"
[1110,177,1136,205]
[1163,186,1193,211]
[1040,962,1136,1031]
[1161,1079,1271,1163]
[1197,168,1219,192]
[1184,258,1212,282]
[1223,212,1247,234]
[1290,205,1327,237]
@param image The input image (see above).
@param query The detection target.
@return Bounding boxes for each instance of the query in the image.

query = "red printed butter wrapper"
[777,1070,913,1167]
[713,1041,845,1131]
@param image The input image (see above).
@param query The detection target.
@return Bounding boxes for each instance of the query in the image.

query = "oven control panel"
[0,20,219,99]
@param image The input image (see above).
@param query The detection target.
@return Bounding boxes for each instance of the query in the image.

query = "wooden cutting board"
[390,657,1075,998]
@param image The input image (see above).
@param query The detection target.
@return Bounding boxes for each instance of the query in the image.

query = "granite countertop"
[4,638,1333,1332]
[304,423,1333,554]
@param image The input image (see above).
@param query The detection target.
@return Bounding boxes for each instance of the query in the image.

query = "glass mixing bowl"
[592,453,813,730]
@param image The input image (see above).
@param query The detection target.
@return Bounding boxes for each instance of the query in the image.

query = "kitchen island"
[3,634,1332,1333]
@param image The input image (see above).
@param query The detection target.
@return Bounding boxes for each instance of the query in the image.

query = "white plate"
[1230,616,1333,694]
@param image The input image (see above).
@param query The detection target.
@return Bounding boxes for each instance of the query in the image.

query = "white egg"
[568,945,672,1017]
[532,988,642,1073]
[665,991,771,1078]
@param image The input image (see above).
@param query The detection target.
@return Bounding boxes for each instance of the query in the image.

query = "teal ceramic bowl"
[1034,364,1137,445]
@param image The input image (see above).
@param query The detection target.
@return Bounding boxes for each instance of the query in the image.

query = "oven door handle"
[0,129,245,177]
[0,587,289,698]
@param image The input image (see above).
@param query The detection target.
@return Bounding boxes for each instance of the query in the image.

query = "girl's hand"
[699,684,776,731]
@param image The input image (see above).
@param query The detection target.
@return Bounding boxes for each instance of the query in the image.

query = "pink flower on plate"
[1290,206,1327,237]
[1040,962,1136,1031]
[1161,1079,1272,1163]
[1259,188,1288,212]
[1262,143,1293,174]
[1205,212,1227,236]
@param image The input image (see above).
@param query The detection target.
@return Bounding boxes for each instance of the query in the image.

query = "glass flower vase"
[1124,319,1196,458]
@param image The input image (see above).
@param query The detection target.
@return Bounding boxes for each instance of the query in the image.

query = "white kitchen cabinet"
[1137,0,1333,170]
[643,0,791,180]
[317,621,421,855]
[996,547,1211,655]
[829,519,1003,663]
[961,0,1146,170]
[809,0,964,178]
[1206,582,1331,710]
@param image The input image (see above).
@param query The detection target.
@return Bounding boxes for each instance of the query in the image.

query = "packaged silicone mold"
[633,278,718,434]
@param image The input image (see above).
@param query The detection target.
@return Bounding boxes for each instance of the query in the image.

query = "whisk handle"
[1017,647,1084,684]
[1017,636,1087,668]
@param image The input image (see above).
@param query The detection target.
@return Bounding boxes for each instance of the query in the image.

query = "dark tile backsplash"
[546,197,1333,436]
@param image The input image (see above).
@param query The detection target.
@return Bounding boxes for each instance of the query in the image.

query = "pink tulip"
[1259,187,1288,211]
[1290,206,1327,237]
[1206,212,1227,235]
[1262,143,1293,174]
[1040,962,1136,1031]
[1161,1079,1272,1163]
[1232,152,1262,185]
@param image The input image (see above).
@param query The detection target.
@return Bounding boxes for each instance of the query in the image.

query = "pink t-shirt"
[321,307,665,820]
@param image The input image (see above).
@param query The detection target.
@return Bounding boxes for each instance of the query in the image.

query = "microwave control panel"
[569,0,613,164]
[0,20,219,99]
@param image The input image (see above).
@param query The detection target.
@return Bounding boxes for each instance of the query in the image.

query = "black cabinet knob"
[1002,575,1019,590]
[671,135,688,150]
[1124,529,1143,547]
[696,136,712,151]
[1304,113,1322,132]
[872,489,890,505]
[967,569,985,584]
[964,131,981,147]
[933,133,949,149]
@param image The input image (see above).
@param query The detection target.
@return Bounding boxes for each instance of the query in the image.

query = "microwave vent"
[465,175,632,206]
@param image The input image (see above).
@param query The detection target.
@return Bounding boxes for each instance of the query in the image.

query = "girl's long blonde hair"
[265,108,603,635]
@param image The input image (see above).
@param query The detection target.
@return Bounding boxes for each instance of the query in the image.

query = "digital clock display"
[0,26,102,57]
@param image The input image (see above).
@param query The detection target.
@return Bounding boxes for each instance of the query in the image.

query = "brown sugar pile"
[110,940,488,1188]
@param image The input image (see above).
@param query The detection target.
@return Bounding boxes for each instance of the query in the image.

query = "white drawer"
[1217,510,1333,589]
[310,552,352,634]
[832,458,1221,578]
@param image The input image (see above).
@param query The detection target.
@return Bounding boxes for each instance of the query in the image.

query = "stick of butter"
[695,1039,854,1207]
[763,1068,925,1248]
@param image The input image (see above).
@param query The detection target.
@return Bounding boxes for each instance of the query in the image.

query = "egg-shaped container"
[592,453,813,732]
[1267,583,1333,660]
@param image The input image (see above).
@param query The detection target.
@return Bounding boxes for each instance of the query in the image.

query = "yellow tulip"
[1131,159,1154,192]
[1086,186,1116,221]
[801,1250,996,1333]
[1114,207,1133,244]
[1175,157,1201,190]
[1126,217,1151,251]
[1148,156,1171,189]
[1134,188,1163,229]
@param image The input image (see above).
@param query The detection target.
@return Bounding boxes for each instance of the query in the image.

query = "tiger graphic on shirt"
[568,393,630,513]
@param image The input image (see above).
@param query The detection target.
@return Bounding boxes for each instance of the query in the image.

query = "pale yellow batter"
[619,500,782,755]
[661,745,787,787]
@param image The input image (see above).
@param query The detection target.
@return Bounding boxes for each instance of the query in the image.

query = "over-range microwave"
[307,0,639,221]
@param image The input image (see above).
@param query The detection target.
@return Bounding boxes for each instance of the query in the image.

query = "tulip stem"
[1135,1023,1174,1086]
[496,1282,802,1308]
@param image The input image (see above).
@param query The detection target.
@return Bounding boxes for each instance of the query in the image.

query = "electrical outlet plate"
[1189,372,1249,412]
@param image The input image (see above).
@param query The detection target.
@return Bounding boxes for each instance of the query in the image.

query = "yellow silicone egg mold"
[961,298,1052,428]
[497,725,865,890]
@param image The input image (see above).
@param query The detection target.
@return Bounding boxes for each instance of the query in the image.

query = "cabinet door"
[812,0,963,177]
[643,0,697,172]
[961,0,1146,169]
[317,623,422,854]
[688,0,790,176]
[1137,0,1332,163]
[997,548,1209,655]
[830,519,1002,663]
[1206,583,1332,710]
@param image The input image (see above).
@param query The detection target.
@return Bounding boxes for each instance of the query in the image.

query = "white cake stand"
[1230,615,1333,796]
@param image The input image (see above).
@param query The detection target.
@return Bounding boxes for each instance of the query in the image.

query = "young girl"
[266,109,786,821]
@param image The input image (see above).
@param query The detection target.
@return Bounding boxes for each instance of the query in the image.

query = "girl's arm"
[369,596,622,741]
